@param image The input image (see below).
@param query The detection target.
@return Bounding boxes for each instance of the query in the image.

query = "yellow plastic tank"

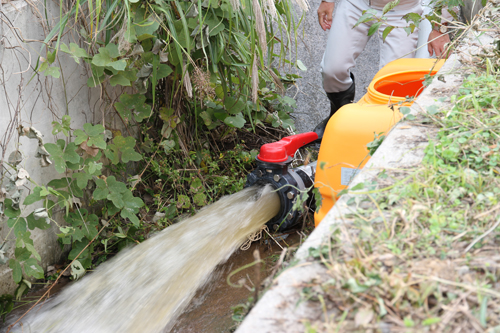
[314,59,445,226]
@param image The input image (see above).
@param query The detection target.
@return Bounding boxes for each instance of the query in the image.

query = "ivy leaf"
[120,191,144,227]
[92,48,112,66]
[110,74,132,87]
[107,176,128,194]
[3,199,20,218]
[26,212,51,230]
[108,136,142,163]
[25,243,41,261]
[74,129,89,145]
[60,43,89,64]
[73,172,93,189]
[52,115,72,136]
[63,142,81,164]
[44,141,67,173]
[108,191,125,209]
[24,258,44,279]
[93,178,109,200]
[83,123,106,149]
[45,67,61,78]
[14,247,31,262]
[108,60,127,71]
[114,94,152,123]
[23,187,43,206]
[68,241,92,268]
[7,218,26,237]
[9,260,22,284]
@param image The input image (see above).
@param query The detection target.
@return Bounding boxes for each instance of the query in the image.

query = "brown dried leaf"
[80,140,99,157]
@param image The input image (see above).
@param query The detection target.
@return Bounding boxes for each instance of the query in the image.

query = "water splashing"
[8,185,279,333]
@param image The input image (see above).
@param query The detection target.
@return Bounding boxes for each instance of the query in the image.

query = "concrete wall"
[0,0,121,294]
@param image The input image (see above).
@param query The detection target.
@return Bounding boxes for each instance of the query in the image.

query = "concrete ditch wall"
[236,3,493,331]
[0,0,122,294]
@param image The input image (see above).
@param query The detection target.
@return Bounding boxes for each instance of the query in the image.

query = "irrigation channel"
[5,185,281,332]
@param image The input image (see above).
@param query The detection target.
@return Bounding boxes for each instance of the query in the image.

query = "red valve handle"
[257,132,318,163]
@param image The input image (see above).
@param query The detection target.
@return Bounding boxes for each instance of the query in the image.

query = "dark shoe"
[312,73,356,146]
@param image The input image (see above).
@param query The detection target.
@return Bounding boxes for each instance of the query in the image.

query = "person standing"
[314,0,453,137]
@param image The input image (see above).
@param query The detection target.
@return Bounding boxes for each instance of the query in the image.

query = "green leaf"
[63,142,81,164]
[403,316,415,327]
[108,191,125,209]
[296,60,307,71]
[47,178,70,189]
[224,97,246,115]
[399,106,411,115]
[157,64,173,79]
[47,50,57,64]
[354,11,377,28]
[368,22,382,36]
[422,317,441,326]
[45,142,66,173]
[224,114,246,128]
[25,243,41,261]
[8,217,27,237]
[382,0,399,14]
[45,67,61,78]
[282,96,296,107]
[108,59,127,71]
[26,212,51,230]
[193,193,207,206]
[93,178,109,200]
[74,129,89,145]
[382,26,395,41]
[114,93,152,123]
[73,172,93,189]
[14,247,31,262]
[9,260,22,284]
[107,176,128,194]
[110,74,132,87]
[69,241,92,268]
[345,278,368,293]
[108,136,142,163]
[23,187,43,205]
[60,43,89,63]
[351,182,364,191]
[84,123,104,137]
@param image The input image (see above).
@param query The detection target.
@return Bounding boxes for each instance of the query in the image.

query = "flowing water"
[7,185,279,333]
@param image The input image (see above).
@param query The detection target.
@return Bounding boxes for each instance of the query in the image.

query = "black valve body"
[245,159,316,232]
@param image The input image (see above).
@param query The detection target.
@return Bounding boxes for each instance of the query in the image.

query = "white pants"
[321,0,423,93]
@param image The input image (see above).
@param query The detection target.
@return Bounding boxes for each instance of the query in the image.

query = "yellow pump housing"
[314,58,445,226]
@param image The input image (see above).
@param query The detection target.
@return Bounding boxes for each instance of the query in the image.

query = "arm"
[427,6,458,58]
[317,1,335,31]
[427,24,451,58]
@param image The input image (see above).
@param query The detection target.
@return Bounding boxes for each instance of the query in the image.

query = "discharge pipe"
[245,132,318,232]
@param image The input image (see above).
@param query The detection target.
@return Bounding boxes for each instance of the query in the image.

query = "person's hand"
[317,1,335,31]
[427,30,451,58]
